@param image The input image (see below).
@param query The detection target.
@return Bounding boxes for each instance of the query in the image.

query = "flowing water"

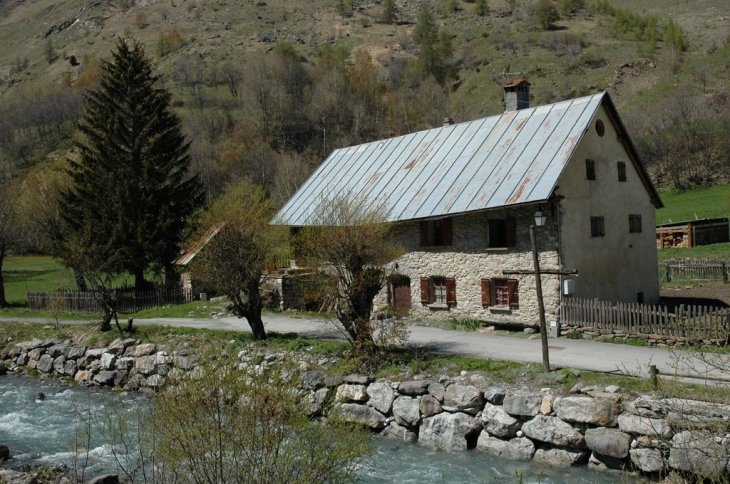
[0,376,630,483]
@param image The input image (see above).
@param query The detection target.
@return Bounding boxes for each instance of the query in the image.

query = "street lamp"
[530,210,550,372]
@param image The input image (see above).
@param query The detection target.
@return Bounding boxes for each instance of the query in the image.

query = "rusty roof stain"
[273,92,661,226]
[504,78,530,87]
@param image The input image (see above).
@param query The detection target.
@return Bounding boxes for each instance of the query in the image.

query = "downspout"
[556,199,564,329]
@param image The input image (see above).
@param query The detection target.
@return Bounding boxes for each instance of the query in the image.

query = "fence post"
[723,262,728,283]
[665,263,671,282]
[649,365,659,390]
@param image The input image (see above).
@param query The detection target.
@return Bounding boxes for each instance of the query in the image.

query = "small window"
[585,159,596,180]
[595,119,605,137]
[483,278,519,309]
[420,276,456,306]
[617,162,627,182]
[488,217,517,248]
[637,292,644,304]
[629,214,642,233]
[590,216,605,237]
[420,219,453,247]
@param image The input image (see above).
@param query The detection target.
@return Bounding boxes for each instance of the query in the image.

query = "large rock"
[301,371,324,390]
[584,428,630,459]
[484,387,506,405]
[502,392,542,417]
[392,396,420,427]
[668,430,729,480]
[52,355,66,374]
[16,338,56,352]
[135,356,157,376]
[64,359,77,376]
[93,371,117,386]
[630,448,664,473]
[85,348,107,358]
[476,433,535,460]
[481,403,521,439]
[134,343,156,357]
[335,384,368,403]
[87,475,120,484]
[305,388,330,416]
[100,353,116,370]
[0,469,38,484]
[428,382,446,401]
[381,421,417,441]
[108,338,128,354]
[74,370,91,382]
[337,403,386,430]
[366,381,394,414]
[588,452,628,472]
[419,394,442,417]
[420,412,482,451]
[116,357,135,371]
[617,413,672,439]
[28,348,43,362]
[521,415,585,448]
[443,384,484,414]
[0,444,9,460]
[397,380,431,396]
[36,354,54,373]
[145,374,165,389]
[344,374,371,385]
[553,395,619,427]
[67,346,86,359]
[533,447,587,468]
[46,343,69,358]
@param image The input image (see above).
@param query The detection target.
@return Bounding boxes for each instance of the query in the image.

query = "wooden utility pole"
[530,224,550,373]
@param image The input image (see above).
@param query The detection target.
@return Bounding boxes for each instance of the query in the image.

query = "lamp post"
[530,210,550,373]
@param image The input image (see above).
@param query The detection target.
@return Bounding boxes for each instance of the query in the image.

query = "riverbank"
[2,323,730,483]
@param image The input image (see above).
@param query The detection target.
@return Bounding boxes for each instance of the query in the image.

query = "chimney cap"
[503,78,530,88]
[443,117,454,126]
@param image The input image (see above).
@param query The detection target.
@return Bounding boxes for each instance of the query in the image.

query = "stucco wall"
[376,206,561,326]
[555,104,660,304]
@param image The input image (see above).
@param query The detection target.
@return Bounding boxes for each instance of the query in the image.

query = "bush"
[535,0,560,30]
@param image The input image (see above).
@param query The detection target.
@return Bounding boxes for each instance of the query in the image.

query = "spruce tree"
[380,0,398,24]
[475,0,489,17]
[61,39,203,292]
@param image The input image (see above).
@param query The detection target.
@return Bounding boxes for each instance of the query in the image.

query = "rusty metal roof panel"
[274,92,610,226]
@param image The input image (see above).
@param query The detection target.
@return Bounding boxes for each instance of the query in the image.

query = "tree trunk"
[0,248,8,307]
[134,268,148,292]
[74,268,88,291]
[164,265,180,289]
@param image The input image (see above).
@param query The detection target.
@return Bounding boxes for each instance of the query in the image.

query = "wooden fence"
[664,258,729,282]
[561,297,730,342]
[27,287,193,314]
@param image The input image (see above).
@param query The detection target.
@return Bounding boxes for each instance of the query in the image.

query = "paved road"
[4,313,727,383]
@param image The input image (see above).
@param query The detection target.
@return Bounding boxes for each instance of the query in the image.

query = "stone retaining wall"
[564,326,730,348]
[2,338,729,481]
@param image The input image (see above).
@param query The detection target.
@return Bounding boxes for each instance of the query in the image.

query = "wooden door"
[393,282,412,319]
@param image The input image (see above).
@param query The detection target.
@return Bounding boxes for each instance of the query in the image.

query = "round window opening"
[595,119,605,137]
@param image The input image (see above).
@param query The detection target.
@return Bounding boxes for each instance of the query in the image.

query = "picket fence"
[664,258,729,282]
[561,297,730,342]
[27,287,193,314]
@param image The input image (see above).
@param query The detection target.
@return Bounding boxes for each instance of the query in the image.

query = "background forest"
[1,0,729,256]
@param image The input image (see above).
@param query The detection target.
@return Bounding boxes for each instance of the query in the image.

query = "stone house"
[274,82,663,327]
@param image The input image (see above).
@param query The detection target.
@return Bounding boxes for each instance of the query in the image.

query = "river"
[0,375,631,483]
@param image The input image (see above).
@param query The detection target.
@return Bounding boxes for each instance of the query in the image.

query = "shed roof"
[274,91,661,226]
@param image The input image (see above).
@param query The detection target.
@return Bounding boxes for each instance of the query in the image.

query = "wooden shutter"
[420,221,428,247]
[507,279,519,309]
[480,278,491,306]
[445,277,456,305]
[420,277,430,304]
[505,217,517,247]
[442,218,453,246]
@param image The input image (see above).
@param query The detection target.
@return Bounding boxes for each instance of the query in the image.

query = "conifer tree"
[380,0,398,24]
[61,39,203,292]
[475,0,489,17]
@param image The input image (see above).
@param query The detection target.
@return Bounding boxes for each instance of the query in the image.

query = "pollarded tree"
[189,179,283,340]
[61,39,203,291]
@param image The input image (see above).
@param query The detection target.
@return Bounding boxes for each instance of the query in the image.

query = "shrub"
[535,0,560,30]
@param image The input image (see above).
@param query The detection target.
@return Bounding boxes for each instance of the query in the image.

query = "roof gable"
[274,91,659,226]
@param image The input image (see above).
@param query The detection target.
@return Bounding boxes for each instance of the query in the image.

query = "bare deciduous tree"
[0,178,23,307]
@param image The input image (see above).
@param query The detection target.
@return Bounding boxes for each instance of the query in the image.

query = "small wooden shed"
[656,218,729,249]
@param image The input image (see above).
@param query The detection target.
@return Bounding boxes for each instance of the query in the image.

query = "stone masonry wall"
[376,206,561,326]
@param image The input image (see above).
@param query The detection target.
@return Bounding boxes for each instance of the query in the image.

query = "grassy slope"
[656,185,730,225]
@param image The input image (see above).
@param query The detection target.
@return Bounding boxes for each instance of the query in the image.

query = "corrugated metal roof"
[274,92,639,226]
[174,223,224,266]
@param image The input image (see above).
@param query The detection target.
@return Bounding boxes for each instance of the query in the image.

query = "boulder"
[553,395,619,427]
[74,370,91,382]
[668,430,729,480]
[335,384,368,403]
[630,448,664,473]
[366,381,394,414]
[135,356,157,376]
[392,396,420,427]
[116,357,135,371]
[397,380,430,396]
[419,394,442,417]
[301,371,324,390]
[46,343,69,358]
[134,343,156,357]
[100,353,116,370]
[533,446,587,468]
[305,388,330,416]
[584,428,630,459]
[344,374,371,385]
[154,352,172,365]
[15,354,27,366]
[442,384,484,414]
[617,414,672,439]
[481,403,521,438]
[114,370,129,387]
[86,475,120,484]
[52,355,66,374]
[337,403,386,430]
[485,387,505,405]
[588,452,629,472]
[502,392,542,417]
[36,354,54,373]
[145,374,165,389]
[476,433,535,460]
[67,346,87,359]
[173,355,196,370]
[0,444,9,460]
[107,338,127,354]
[64,360,77,377]
[0,363,6,376]
[123,373,146,392]
[419,412,482,451]
[428,382,446,401]
[16,338,56,352]
[521,415,585,448]
[93,371,117,386]
[324,375,344,387]
[28,348,43,361]
[0,469,38,484]
[540,395,553,415]
[85,348,107,358]
[381,421,417,441]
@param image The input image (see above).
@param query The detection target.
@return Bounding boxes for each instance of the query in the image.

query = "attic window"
[488,217,517,248]
[590,216,605,238]
[617,162,627,182]
[595,119,605,137]
[420,219,453,247]
[585,159,596,181]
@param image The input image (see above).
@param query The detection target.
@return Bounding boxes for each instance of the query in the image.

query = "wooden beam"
[502,269,578,275]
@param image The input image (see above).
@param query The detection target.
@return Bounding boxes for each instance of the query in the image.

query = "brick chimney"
[503,79,530,112]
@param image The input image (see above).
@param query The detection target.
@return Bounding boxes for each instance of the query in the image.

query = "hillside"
[0,0,729,201]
